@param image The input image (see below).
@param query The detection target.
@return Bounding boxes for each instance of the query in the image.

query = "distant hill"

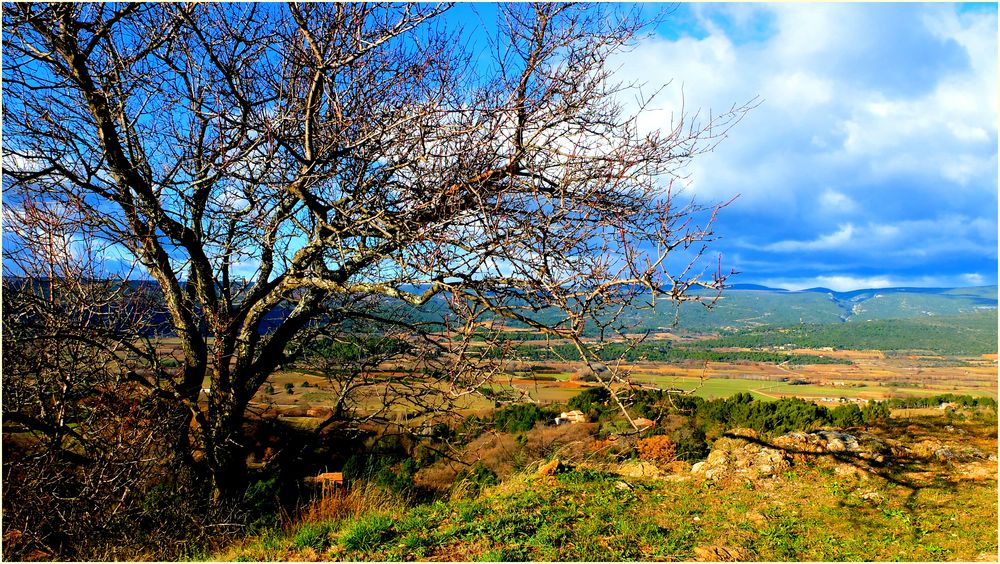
[665,284,999,331]
[514,284,998,334]
[13,276,993,338]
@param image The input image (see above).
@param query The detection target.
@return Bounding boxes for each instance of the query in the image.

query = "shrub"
[670,424,709,461]
[695,395,832,437]
[494,403,546,433]
[636,435,677,463]
[861,401,891,426]
[284,382,294,394]
[243,476,282,532]
[453,462,499,498]
[568,387,611,415]
[830,403,863,428]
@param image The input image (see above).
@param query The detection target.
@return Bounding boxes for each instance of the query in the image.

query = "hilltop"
[213,409,998,562]
[664,284,999,330]
[406,284,998,334]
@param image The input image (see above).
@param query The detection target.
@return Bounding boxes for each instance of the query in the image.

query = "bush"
[494,403,547,433]
[695,395,831,437]
[568,387,611,415]
[636,435,677,463]
[861,401,890,426]
[453,462,499,498]
[670,424,709,461]
[284,382,294,394]
[830,404,863,428]
[243,476,282,532]
[598,418,635,438]
[342,452,416,498]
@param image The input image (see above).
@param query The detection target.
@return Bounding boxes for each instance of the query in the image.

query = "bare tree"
[0,194,226,559]
[3,3,751,503]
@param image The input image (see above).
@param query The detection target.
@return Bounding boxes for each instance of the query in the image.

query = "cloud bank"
[615,3,998,290]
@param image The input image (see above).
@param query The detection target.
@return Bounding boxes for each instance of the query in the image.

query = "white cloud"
[819,190,857,214]
[613,4,997,204]
[608,4,997,288]
[765,224,855,252]
[962,273,986,286]
[760,274,981,292]
[750,215,996,258]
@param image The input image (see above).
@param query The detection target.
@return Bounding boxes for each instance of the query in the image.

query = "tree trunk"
[206,403,251,505]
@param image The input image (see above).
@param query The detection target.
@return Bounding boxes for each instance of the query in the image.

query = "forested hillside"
[698,310,998,355]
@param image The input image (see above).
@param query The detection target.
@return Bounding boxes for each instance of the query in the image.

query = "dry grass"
[637,435,677,463]
[415,422,598,493]
[296,481,406,524]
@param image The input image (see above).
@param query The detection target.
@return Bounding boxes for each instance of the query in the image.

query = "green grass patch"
[340,513,396,553]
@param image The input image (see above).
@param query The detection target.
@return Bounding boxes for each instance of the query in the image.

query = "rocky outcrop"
[692,429,896,482]
[772,430,892,464]
[907,440,989,462]
[691,429,791,481]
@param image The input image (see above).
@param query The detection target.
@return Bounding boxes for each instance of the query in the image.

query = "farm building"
[554,410,587,425]
[633,417,655,429]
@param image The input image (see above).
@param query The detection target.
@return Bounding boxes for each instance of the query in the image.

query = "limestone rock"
[691,435,790,481]
[617,460,663,479]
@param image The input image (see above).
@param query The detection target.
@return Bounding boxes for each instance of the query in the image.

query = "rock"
[617,460,663,479]
[773,430,889,464]
[693,435,790,481]
[833,463,869,479]
[934,447,956,461]
[958,461,996,481]
[614,480,633,491]
[860,491,882,502]
[664,460,692,474]
[912,441,987,463]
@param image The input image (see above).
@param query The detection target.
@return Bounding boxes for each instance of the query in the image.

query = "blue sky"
[603,3,998,291]
[5,4,995,294]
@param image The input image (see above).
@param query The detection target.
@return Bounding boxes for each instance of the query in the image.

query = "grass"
[218,412,997,561]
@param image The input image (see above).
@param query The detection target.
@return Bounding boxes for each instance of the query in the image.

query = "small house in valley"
[554,410,587,425]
